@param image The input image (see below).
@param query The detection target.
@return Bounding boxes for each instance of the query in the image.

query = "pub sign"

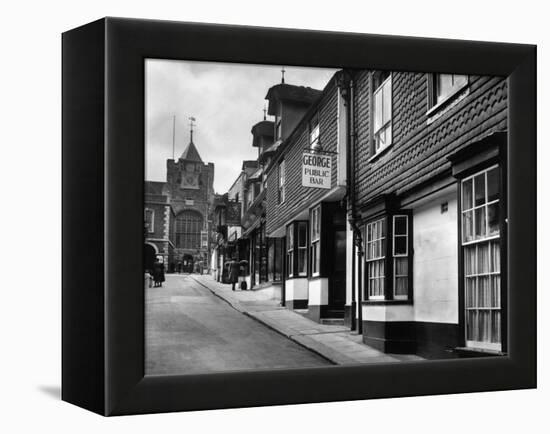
[302,152,331,189]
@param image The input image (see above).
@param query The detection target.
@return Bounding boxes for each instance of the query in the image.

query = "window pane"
[477,243,490,274]
[287,226,293,249]
[382,80,392,123]
[298,223,307,247]
[462,178,473,210]
[463,210,474,243]
[474,173,486,206]
[488,203,500,236]
[453,74,467,88]
[298,248,307,275]
[490,241,500,273]
[491,311,501,343]
[395,276,408,296]
[464,246,476,276]
[436,74,453,101]
[374,90,383,131]
[394,216,407,235]
[478,276,491,307]
[474,207,486,239]
[395,257,408,276]
[487,167,499,202]
[394,236,407,255]
[465,277,476,308]
[385,123,392,147]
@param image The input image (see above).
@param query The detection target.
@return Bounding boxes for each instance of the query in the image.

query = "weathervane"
[281,66,285,84]
[263,104,267,121]
[189,116,196,143]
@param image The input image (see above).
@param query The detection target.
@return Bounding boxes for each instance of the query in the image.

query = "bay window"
[364,213,412,301]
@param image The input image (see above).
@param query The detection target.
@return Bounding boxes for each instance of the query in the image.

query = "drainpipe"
[343,73,363,335]
[341,71,363,333]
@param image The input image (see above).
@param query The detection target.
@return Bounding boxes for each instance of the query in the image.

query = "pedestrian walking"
[152,258,165,287]
[228,257,240,291]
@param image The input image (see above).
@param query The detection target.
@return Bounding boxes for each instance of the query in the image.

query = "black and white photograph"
[144,60,508,375]
[4,0,545,428]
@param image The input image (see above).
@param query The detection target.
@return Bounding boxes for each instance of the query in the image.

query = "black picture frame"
[62,17,536,416]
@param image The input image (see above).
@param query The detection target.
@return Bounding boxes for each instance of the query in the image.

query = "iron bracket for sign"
[302,147,339,155]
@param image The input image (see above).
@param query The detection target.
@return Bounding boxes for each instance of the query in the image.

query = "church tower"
[164,118,215,272]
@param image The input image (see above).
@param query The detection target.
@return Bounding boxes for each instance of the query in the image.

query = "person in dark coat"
[228,258,240,291]
[152,258,165,287]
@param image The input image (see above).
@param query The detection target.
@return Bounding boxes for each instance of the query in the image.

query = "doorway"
[182,254,194,273]
[328,228,347,316]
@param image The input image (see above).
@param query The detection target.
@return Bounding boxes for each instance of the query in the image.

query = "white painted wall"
[412,188,459,324]
[362,304,414,322]
[285,278,308,302]
[361,186,459,324]
[308,278,329,306]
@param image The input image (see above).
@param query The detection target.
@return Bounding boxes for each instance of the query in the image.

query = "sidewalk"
[190,274,423,365]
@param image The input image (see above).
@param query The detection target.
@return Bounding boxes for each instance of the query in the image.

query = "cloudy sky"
[145,59,338,193]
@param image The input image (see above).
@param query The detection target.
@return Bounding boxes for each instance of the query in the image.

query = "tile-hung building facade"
[145,133,215,274]
[348,71,507,357]
[264,77,349,322]
[262,70,507,358]
[240,119,284,292]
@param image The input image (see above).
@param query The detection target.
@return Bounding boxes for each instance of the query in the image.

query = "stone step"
[320,318,345,326]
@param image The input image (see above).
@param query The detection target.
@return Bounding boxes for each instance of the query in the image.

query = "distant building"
[145,129,215,274]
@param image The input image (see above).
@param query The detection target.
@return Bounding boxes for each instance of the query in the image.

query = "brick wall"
[353,71,507,206]
[266,82,338,236]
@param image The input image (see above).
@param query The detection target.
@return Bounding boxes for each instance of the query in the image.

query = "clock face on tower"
[181,172,199,189]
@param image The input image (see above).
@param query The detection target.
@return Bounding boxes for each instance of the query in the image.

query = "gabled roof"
[179,141,203,162]
[265,83,322,115]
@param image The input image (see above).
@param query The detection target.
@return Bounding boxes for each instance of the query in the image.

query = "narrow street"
[145,274,331,375]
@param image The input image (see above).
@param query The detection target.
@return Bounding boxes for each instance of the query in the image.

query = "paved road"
[145,274,331,375]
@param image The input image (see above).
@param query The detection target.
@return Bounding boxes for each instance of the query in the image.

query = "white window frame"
[392,215,409,300]
[461,165,500,246]
[372,72,393,155]
[297,222,308,277]
[461,165,502,352]
[286,224,294,278]
[310,206,321,277]
[365,218,386,300]
[430,74,469,110]
[145,208,155,233]
[309,121,320,151]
